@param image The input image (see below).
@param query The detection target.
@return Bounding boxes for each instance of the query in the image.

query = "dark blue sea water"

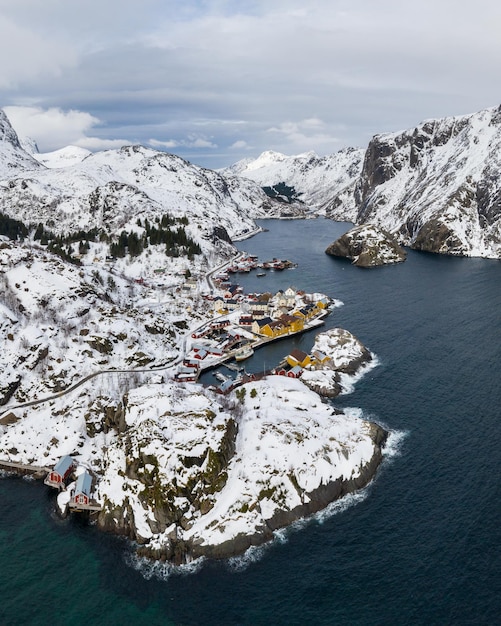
[1,218,500,625]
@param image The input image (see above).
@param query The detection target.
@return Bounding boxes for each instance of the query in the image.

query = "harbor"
[176,272,334,390]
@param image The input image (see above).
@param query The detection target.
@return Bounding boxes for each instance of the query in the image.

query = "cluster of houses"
[273,347,332,379]
[212,286,330,335]
[209,345,333,395]
[44,455,100,512]
[174,284,332,384]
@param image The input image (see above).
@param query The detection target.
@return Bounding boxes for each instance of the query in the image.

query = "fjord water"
[1,218,500,625]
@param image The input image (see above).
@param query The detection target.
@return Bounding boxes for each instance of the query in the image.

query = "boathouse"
[44,455,74,489]
[287,365,304,378]
[72,471,93,506]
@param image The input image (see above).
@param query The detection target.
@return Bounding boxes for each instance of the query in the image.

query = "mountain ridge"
[225,104,501,258]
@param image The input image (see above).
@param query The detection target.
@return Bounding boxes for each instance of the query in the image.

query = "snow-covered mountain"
[0,111,297,254]
[0,110,42,179]
[33,145,92,168]
[353,106,501,258]
[225,105,501,258]
[221,148,365,218]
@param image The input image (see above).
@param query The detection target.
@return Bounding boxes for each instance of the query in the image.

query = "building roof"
[74,471,92,497]
[312,349,328,361]
[53,455,73,475]
[289,348,309,363]
[279,313,298,325]
[257,316,274,327]
[219,379,234,392]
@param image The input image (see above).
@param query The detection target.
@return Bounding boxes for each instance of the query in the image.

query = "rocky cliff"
[352,106,501,258]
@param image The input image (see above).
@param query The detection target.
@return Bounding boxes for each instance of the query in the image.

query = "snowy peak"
[223,146,365,215]
[0,109,22,149]
[19,136,39,155]
[34,145,91,168]
[246,149,289,170]
[0,109,44,178]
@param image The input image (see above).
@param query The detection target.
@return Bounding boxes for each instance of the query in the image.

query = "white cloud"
[0,15,76,88]
[2,1,501,166]
[3,106,129,153]
[230,140,250,150]
[267,119,341,153]
[149,135,218,150]
[74,137,131,151]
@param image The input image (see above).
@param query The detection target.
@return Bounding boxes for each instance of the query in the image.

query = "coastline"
[137,420,388,563]
[0,219,389,566]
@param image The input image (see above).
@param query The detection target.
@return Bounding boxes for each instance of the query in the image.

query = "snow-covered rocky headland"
[301,328,375,397]
[96,376,386,563]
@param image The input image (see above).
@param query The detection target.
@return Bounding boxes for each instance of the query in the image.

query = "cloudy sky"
[1,0,500,167]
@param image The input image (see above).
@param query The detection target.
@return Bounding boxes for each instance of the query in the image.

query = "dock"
[68,499,102,512]
[0,459,51,478]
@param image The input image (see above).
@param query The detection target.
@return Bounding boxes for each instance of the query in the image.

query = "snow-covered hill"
[34,145,92,168]
[222,148,364,218]
[0,111,289,255]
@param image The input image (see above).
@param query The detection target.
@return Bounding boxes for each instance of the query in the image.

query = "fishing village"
[0,251,336,519]
[175,253,334,392]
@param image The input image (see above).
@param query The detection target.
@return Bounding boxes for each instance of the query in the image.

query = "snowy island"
[325,224,407,267]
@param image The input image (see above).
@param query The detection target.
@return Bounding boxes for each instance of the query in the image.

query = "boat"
[234,345,254,361]
[257,272,266,277]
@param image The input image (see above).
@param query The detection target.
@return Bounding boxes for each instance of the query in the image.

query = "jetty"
[0,459,51,478]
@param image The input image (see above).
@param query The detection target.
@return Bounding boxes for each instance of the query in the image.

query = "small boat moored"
[234,345,255,361]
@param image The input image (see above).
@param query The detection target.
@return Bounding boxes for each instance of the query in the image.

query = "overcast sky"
[1,0,500,168]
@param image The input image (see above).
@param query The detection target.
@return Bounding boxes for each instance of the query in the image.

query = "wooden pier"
[0,459,51,478]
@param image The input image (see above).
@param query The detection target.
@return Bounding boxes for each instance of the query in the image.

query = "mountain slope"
[353,105,501,257]
[0,111,290,254]
[0,110,43,179]
[225,105,501,258]
[222,148,365,218]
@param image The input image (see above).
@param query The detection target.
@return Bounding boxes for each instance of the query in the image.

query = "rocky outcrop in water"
[325,224,406,267]
[300,328,374,397]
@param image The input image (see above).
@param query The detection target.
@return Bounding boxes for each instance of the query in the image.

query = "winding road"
[0,229,262,418]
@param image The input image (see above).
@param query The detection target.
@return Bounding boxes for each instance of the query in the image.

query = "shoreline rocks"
[135,420,388,563]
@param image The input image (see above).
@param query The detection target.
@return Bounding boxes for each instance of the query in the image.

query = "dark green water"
[1,218,500,625]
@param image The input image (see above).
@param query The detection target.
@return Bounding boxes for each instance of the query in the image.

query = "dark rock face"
[412,219,463,254]
[212,225,232,244]
[0,376,21,406]
[325,224,406,267]
[349,108,501,258]
[96,413,239,562]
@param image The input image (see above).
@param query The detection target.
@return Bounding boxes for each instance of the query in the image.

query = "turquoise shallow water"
[1,218,500,625]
